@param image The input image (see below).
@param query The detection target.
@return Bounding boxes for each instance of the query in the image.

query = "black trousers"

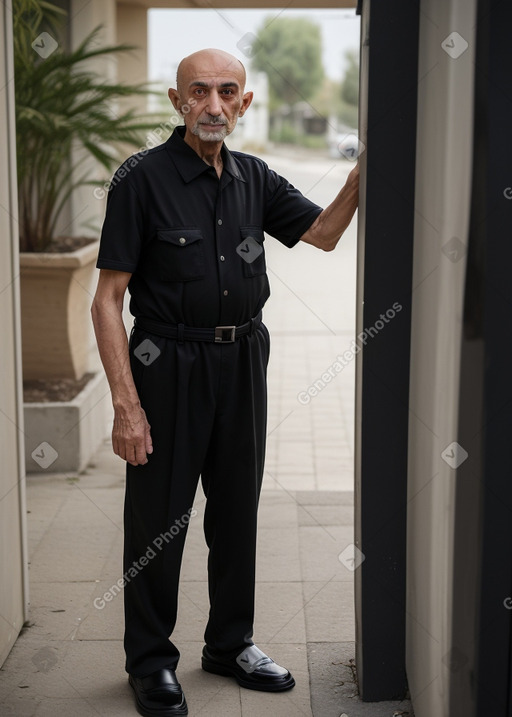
[123,322,270,677]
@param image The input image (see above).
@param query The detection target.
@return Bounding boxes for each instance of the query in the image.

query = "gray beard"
[192,123,228,142]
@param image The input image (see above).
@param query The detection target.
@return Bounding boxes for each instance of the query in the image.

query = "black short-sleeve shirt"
[97,126,323,327]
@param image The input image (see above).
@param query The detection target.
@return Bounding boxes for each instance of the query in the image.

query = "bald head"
[176,48,246,96]
[168,48,253,152]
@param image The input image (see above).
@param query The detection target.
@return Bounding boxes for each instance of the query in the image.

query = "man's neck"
[183,130,224,178]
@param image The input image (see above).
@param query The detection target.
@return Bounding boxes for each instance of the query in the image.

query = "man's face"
[169,52,253,144]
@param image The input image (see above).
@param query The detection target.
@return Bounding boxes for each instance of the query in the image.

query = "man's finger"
[133,439,149,465]
[112,436,121,458]
[126,444,139,466]
[145,424,153,454]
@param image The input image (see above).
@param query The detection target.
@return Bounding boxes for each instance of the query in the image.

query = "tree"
[340,49,359,107]
[251,16,324,108]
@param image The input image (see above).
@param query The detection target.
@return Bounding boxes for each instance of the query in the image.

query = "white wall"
[0,0,29,667]
[406,0,477,714]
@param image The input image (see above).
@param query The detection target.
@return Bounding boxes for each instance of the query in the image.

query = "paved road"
[256,147,358,493]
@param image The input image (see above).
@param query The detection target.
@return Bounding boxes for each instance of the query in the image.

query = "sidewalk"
[0,446,353,717]
[0,151,412,716]
[0,442,410,716]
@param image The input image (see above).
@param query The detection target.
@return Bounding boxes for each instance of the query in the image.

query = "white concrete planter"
[19,240,99,381]
[24,371,111,474]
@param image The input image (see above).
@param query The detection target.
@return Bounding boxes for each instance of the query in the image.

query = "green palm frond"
[13,0,163,251]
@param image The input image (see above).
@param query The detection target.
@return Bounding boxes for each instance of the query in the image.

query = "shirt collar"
[165,126,246,184]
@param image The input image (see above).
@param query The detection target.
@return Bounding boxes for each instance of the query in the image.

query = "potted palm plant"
[15,0,156,379]
[14,0,159,471]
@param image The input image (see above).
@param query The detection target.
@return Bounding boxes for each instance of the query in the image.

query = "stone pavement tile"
[267,406,307,433]
[314,454,353,477]
[25,580,98,641]
[28,485,121,584]
[176,564,306,648]
[25,481,67,551]
[261,469,281,491]
[177,510,209,584]
[270,473,317,492]
[172,581,210,644]
[308,642,413,717]
[28,522,117,584]
[185,684,242,717]
[241,691,311,717]
[311,425,354,446]
[316,476,353,493]
[0,633,77,702]
[269,407,313,434]
[256,527,301,582]
[312,439,351,457]
[34,699,107,716]
[97,528,123,580]
[84,439,125,479]
[76,579,124,640]
[43,639,132,716]
[298,503,354,528]
[299,525,355,583]
[2,697,38,717]
[302,581,355,643]
[253,582,306,644]
[295,491,354,506]
[316,469,354,492]
[257,491,299,529]
[174,646,242,716]
[275,440,315,474]
[66,483,124,526]
[279,394,311,416]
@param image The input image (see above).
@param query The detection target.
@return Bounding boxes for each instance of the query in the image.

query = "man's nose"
[206,91,222,116]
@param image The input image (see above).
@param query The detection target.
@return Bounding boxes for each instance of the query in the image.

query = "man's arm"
[300,163,360,251]
[91,269,152,466]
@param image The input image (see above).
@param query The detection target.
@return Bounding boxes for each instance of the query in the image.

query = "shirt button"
[217,219,223,226]
[179,237,186,244]
[223,290,228,296]
[220,255,225,262]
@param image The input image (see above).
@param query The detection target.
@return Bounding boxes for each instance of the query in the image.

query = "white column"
[116,3,148,112]
[0,0,29,667]
[406,0,477,714]
[67,0,120,374]
[66,0,118,245]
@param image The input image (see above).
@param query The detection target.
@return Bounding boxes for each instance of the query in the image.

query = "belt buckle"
[215,325,236,343]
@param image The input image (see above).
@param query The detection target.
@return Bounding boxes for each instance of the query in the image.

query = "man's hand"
[92,269,154,467]
[300,161,360,251]
[347,162,360,186]
[112,403,153,466]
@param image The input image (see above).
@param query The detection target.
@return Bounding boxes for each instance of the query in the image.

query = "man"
[91,48,359,717]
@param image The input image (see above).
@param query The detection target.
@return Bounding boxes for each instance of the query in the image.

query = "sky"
[148,8,360,86]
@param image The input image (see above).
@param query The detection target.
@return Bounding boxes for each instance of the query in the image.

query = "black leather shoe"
[128,667,188,716]
[201,644,295,692]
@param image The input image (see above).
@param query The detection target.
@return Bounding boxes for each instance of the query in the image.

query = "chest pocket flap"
[155,228,205,282]
[239,227,266,278]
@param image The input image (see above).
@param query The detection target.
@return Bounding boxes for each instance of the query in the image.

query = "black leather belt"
[134,311,262,343]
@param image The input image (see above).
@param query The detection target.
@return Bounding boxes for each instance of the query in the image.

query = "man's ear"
[168,88,182,115]
[239,91,254,117]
